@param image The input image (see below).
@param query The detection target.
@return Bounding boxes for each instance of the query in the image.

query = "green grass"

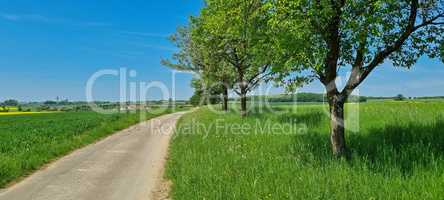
[166,101,444,199]
[0,109,181,188]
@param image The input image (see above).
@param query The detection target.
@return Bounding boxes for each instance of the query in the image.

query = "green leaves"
[268,0,444,93]
[161,25,202,73]
[194,0,274,94]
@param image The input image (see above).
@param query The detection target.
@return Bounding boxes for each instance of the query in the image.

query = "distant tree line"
[229,93,367,103]
[415,96,444,100]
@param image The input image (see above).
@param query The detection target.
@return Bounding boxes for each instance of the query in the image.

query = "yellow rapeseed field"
[0,112,55,116]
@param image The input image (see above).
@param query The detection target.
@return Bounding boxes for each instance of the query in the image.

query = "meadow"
[166,101,444,199]
[0,109,179,188]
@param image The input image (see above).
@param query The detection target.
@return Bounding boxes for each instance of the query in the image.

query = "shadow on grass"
[292,118,444,176]
[244,106,324,127]
[237,106,290,119]
[248,106,289,115]
[277,111,324,127]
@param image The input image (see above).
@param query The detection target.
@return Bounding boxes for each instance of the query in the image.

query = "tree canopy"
[269,0,444,96]
[194,0,275,115]
[3,99,19,106]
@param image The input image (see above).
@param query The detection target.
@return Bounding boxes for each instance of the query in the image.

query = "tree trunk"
[222,85,229,112]
[328,96,347,157]
[240,87,247,117]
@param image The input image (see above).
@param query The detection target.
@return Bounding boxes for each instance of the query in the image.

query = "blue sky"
[0,1,443,102]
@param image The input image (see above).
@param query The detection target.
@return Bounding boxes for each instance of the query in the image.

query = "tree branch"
[247,64,270,85]
[413,12,444,31]
[246,69,273,92]
[323,0,347,86]
[341,0,421,96]
[233,89,241,96]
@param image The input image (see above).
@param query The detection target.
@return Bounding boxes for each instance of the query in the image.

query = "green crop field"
[0,109,179,188]
[166,101,444,199]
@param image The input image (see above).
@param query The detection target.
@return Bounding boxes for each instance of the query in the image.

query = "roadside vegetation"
[163,0,444,157]
[167,101,444,199]
[160,0,444,195]
[0,109,182,188]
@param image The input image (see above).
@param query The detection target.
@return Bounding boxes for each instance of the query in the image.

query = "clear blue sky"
[1,1,443,102]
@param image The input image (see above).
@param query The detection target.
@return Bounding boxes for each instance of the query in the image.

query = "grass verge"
[166,102,444,199]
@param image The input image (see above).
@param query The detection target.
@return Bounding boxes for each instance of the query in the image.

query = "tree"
[269,0,444,156]
[3,99,19,106]
[196,0,273,116]
[189,78,206,106]
[188,17,237,112]
[161,25,203,73]
[394,94,406,101]
[189,78,223,106]
[44,100,57,105]
[162,22,235,111]
[202,57,236,111]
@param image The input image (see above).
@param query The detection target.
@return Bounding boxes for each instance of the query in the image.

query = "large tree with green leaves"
[202,59,236,111]
[269,0,444,156]
[196,0,273,116]
[188,78,223,106]
[162,20,236,111]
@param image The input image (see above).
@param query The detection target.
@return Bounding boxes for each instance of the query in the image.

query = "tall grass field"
[0,109,178,188]
[166,101,444,199]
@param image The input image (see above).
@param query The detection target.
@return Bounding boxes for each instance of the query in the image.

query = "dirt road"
[0,112,186,200]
